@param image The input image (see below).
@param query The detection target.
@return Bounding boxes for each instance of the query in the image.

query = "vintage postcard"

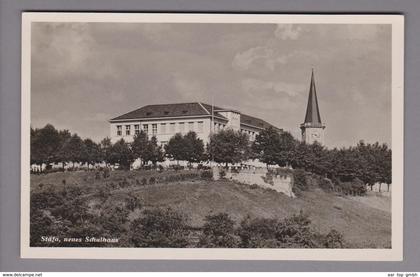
[21,13,404,260]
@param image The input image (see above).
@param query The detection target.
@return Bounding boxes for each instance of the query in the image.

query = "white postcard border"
[21,12,404,261]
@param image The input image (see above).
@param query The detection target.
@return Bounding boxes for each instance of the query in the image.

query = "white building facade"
[109,102,281,145]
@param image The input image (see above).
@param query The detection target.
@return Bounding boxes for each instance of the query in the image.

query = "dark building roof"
[303,69,323,127]
[240,114,281,131]
[110,102,280,131]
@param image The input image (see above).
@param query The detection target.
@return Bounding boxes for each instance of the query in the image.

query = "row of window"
[116,121,204,137]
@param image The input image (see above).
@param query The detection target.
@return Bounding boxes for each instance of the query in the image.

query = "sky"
[31,22,392,148]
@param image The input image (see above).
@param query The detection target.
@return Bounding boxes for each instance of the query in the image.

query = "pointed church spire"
[303,68,322,126]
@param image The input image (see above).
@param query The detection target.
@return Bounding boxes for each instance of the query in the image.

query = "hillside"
[31,170,391,248]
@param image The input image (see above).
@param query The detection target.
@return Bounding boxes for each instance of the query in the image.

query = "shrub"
[126,196,142,211]
[102,167,111,179]
[250,184,259,190]
[95,205,129,237]
[292,169,307,196]
[200,170,213,180]
[95,171,101,180]
[130,208,190,247]
[141,177,148,186]
[198,213,239,248]
[276,211,320,248]
[336,177,366,196]
[149,177,156,185]
[219,170,226,179]
[319,177,334,192]
[323,229,345,248]
[237,216,280,248]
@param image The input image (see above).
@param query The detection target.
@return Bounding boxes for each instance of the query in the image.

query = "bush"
[102,167,111,179]
[292,169,307,196]
[336,177,366,196]
[149,177,156,185]
[126,195,142,211]
[198,213,239,248]
[237,211,344,249]
[237,216,280,248]
[323,229,345,248]
[130,208,190,247]
[200,170,213,180]
[250,184,259,190]
[95,171,101,180]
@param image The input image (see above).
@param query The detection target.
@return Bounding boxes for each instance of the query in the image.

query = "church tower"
[300,69,325,144]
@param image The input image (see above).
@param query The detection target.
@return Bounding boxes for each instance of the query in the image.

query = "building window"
[188,122,194,132]
[125,125,131,136]
[197,121,204,133]
[117,125,122,136]
[134,124,140,135]
[143,124,148,134]
[152,124,157,136]
[179,122,185,133]
[160,123,166,134]
[169,123,175,133]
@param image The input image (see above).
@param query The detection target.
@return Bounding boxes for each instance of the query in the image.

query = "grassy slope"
[31,170,391,248]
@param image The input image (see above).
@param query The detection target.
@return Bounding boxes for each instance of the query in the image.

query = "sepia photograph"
[20,13,404,260]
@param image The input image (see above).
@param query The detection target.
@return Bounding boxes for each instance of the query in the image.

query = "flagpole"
[211,96,214,166]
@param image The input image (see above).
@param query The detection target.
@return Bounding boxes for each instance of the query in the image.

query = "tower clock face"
[311,131,320,139]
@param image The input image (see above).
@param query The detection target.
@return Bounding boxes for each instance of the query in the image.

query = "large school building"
[109,102,281,145]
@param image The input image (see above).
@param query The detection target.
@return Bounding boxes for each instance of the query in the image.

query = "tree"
[131,131,149,165]
[252,127,282,167]
[30,124,62,167]
[164,133,187,164]
[277,131,297,167]
[100,137,112,166]
[109,139,134,170]
[130,208,190,247]
[58,134,85,168]
[183,131,205,165]
[82,138,101,168]
[143,136,164,166]
[198,213,239,248]
[208,129,250,167]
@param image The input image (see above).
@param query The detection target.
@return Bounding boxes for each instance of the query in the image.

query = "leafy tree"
[198,213,239,248]
[58,134,85,168]
[30,124,62,167]
[109,139,134,170]
[131,130,149,165]
[237,216,280,248]
[146,136,165,166]
[276,131,298,167]
[183,131,205,165]
[130,208,190,247]
[252,127,282,167]
[208,129,250,167]
[100,137,113,166]
[164,133,187,164]
[82,138,102,167]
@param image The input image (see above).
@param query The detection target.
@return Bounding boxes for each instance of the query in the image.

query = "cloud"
[274,24,302,40]
[241,78,306,97]
[232,46,276,71]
